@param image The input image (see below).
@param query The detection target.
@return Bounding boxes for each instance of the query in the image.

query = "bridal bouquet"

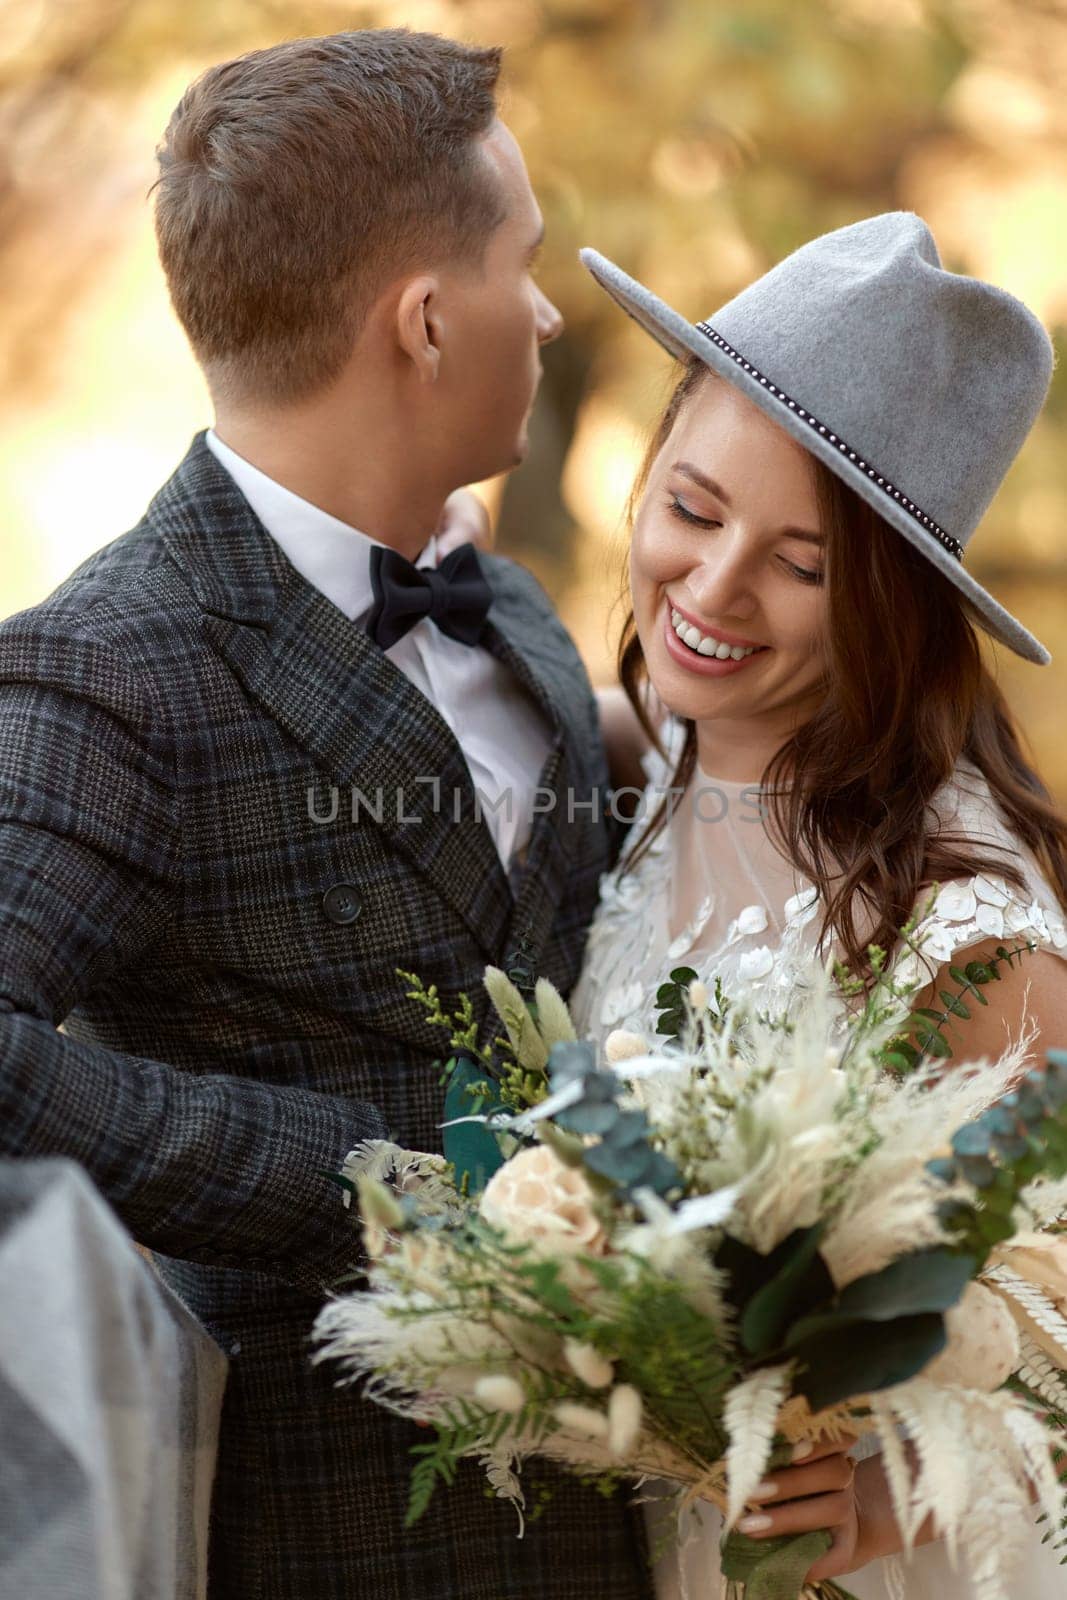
[313,949,1067,1600]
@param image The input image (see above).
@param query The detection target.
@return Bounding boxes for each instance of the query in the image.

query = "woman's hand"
[738,1443,939,1581]
[436,488,493,558]
[732,1435,861,1582]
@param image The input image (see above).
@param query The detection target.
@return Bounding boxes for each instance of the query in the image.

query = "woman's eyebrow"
[674,461,731,503]
[672,460,824,545]
[781,527,825,546]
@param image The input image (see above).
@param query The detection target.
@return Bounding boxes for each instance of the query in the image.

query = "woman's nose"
[684,543,758,621]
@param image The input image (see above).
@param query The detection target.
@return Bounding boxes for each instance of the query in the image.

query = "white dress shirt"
[206,430,554,868]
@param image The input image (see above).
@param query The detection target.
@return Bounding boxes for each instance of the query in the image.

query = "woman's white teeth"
[670,608,757,660]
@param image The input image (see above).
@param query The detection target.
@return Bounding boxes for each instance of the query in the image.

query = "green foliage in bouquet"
[541,1040,682,1199]
[396,955,583,1192]
[928,1051,1067,1258]
[319,923,1067,1600]
[655,965,731,1040]
[710,1221,975,1413]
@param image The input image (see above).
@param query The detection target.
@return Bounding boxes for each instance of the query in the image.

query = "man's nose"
[536,287,564,346]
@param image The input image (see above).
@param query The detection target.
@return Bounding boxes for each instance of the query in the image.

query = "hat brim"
[580,247,1050,666]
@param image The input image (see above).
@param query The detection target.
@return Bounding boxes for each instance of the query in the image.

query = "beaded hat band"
[581,214,1053,665]
[694,320,965,565]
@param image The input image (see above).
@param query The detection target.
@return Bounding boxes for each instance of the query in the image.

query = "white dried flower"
[563,1339,614,1388]
[607,1384,643,1456]
[392,1232,455,1297]
[479,1145,609,1257]
[923,1281,1020,1391]
[533,977,578,1046]
[604,1029,649,1063]
[688,979,709,1010]
[554,1401,610,1440]
[357,1175,404,1260]
[474,1375,525,1413]
[483,966,549,1070]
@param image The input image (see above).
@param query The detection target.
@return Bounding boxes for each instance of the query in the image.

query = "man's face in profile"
[432,119,564,486]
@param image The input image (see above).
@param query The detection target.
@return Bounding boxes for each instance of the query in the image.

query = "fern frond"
[1013,1333,1067,1418]
[723,1364,792,1528]
[986,1265,1067,1367]
[479,1445,526,1535]
[405,1401,491,1526]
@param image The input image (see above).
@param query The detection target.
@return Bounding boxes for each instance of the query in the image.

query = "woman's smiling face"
[630,373,829,771]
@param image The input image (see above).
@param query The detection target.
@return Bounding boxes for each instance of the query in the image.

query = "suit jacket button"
[322,883,362,925]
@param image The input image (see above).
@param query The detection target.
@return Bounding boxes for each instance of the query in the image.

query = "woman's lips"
[668,598,763,650]
[661,602,768,677]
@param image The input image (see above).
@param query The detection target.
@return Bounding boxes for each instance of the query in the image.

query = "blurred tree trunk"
[495,330,594,602]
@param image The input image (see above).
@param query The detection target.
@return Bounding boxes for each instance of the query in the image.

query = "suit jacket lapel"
[477,590,583,972]
[155,435,516,959]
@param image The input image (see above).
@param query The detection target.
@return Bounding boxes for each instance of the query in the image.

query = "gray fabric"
[0,1158,228,1600]
[0,434,651,1598]
[581,212,1054,664]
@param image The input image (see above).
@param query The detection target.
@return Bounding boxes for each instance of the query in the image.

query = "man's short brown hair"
[153,29,505,405]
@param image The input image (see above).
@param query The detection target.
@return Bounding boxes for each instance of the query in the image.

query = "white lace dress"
[570,724,1067,1599]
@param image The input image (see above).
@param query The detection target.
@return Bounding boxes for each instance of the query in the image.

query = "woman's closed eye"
[666,493,720,529]
[782,556,824,586]
[666,494,824,586]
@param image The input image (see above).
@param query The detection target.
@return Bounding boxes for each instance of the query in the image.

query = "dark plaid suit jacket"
[0,434,653,1599]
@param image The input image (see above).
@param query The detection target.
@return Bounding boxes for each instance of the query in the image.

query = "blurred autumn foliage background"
[1,0,1066,784]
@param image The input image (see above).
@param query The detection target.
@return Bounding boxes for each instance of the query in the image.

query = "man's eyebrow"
[672,460,824,544]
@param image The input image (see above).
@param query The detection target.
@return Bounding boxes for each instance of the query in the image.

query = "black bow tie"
[366,542,493,651]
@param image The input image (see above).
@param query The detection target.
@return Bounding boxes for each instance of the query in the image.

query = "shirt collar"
[205,428,436,625]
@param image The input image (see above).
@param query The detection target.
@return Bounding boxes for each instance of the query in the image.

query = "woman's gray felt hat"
[581,212,1054,664]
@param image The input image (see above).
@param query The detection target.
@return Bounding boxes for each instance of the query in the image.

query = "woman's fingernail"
[792,1440,814,1460]
[751,1480,777,1499]
[737,1514,773,1534]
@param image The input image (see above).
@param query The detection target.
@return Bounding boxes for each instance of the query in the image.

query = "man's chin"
[469,427,529,482]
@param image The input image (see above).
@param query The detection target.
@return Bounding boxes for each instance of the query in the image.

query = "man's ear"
[395,275,442,383]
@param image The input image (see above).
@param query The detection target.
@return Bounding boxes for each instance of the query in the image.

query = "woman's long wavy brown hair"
[619,360,1067,983]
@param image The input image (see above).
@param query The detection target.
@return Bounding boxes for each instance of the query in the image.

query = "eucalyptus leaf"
[556,1100,619,1136]
[717,1226,823,1322]
[546,1039,597,1084]
[784,1247,974,1347]
[953,1124,993,1158]
[740,1229,833,1356]
[955,1154,997,1188]
[790,1312,947,1411]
